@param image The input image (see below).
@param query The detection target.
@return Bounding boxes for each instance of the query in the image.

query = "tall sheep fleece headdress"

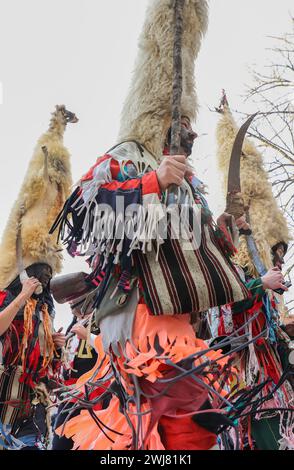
[216,102,291,276]
[0,105,76,289]
[118,0,209,159]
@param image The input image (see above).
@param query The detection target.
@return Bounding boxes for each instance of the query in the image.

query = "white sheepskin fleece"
[118,0,209,159]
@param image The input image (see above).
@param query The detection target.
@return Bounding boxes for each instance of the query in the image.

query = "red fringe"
[0,290,8,307]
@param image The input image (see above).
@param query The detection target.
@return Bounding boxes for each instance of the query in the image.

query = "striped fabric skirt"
[136,225,249,315]
[0,365,31,435]
[0,366,53,450]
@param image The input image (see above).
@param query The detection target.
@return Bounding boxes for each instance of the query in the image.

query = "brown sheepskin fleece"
[216,104,291,277]
[0,106,74,289]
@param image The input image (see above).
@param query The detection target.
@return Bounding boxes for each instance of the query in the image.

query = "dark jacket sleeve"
[231,278,265,314]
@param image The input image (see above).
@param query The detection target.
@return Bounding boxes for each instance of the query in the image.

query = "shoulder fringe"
[52,143,198,271]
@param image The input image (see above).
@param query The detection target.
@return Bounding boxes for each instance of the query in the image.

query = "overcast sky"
[0,0,293,328]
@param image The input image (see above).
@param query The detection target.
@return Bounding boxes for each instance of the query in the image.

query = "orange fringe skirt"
[57,304,232,450]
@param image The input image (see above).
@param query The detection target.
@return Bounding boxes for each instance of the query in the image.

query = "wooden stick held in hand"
[168,0,185,202]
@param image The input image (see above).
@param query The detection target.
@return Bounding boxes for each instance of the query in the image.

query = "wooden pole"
[170,0,184,156]
[168,0,185,202]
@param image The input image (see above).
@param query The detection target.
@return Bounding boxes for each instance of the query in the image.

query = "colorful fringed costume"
[0,105,77,449]
[0,276,59,449]
[51,318,101,451]
[210,272,294,450]
[210,95,294,450]
[51,138,276,450]
[49,0,280,450]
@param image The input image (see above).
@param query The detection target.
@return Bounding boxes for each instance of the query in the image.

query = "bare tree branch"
[245,19,294,283]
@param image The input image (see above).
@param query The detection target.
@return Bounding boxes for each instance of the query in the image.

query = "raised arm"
[0,277,41,336]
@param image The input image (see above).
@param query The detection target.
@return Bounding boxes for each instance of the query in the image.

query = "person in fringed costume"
[51,1,277,450]
[0,105,78,449]
[52,304,105,451]
[209,93,294,450]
